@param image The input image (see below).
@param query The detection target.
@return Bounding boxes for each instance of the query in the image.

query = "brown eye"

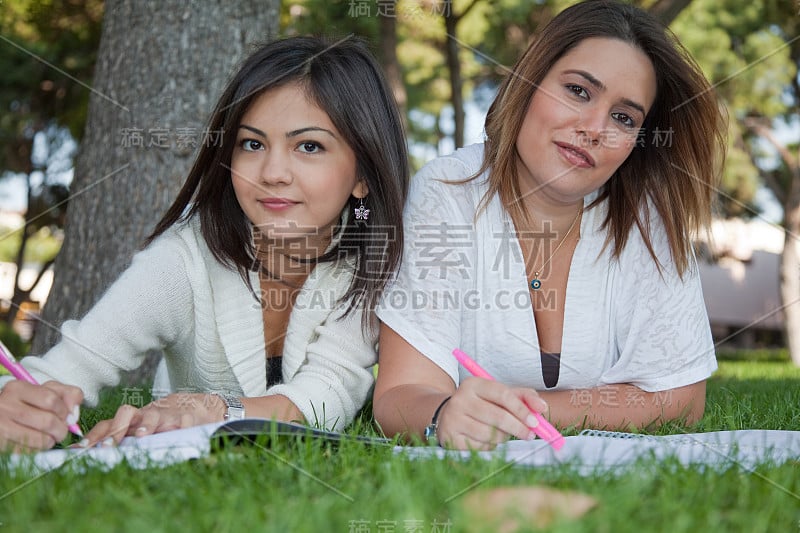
[298,142,322,154]
[566,84,589,99]
[241,139,263,151]
[611,112,635,128]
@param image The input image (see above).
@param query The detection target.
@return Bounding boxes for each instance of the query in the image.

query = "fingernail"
[527,431,538,441]
[66,404,80,425]
[77,438,90,448]
[102,437,114,447]
[135,426,147,435]
[526,414,540,428]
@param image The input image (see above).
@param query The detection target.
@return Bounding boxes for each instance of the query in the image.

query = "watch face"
[227,406,246,421]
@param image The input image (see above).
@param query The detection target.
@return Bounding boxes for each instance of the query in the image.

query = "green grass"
[1,361,799,532]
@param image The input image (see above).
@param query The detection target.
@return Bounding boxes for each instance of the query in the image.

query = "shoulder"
[137,215,214,275]
[407,144,489,216]
[147,216,205,253]
[614,200,693,283]
[415,143,485,182]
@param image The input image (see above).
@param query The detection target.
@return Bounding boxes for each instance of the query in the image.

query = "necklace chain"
[529,210,582,291]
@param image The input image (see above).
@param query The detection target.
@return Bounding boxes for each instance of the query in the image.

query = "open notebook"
[5,424,799,475]
[4,419,390,474]
[397,429,800,475]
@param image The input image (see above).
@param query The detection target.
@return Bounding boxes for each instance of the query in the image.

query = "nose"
[575,108,607,147]
[260,150,293,186]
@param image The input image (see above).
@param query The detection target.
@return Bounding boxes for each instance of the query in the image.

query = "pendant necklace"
[529,210,582,291]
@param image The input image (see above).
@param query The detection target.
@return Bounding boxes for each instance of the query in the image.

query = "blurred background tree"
[0,0,103,328]
[670,0,800,363]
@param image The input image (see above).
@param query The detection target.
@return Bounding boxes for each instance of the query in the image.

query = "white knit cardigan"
[0,217,377,430]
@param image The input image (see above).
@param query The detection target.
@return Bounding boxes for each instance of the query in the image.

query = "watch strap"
[218,393,246,421]
[423,395,452,446]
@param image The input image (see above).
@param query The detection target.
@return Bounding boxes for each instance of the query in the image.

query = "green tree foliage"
[0,0,103,172]
[284,0,490,157]
[671,0,797,218]
[0,0,103,324]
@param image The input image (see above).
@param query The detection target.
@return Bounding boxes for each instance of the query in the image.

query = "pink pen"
[452,348,564,451]
[0,340,84,438]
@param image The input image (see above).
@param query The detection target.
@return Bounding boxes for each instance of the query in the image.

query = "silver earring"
[354,197,370,221]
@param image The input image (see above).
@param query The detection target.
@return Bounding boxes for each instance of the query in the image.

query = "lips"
[258,197,298,209]
[554,141,595,168]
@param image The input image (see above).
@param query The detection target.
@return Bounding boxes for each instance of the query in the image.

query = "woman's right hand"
[435,377,548,450]
[0,380,84,452]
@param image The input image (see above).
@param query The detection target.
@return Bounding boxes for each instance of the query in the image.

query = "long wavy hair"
[477,0,726,275]
[146,36,409,331]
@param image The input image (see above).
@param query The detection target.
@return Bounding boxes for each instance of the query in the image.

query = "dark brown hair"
[479,0,725,275]
[147,36,409,330]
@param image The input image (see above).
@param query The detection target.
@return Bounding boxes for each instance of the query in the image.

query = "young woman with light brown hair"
[374,0,725,450]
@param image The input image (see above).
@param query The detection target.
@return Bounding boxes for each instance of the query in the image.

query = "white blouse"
[377,143,717,392]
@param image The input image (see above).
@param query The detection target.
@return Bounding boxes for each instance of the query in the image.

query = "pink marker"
[452,348,564,451]
[0,340,84,438]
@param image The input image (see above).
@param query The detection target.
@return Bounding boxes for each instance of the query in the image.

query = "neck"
[254,222,335,259]
[257,248,312,289]
[516,199,584,236]
[254,233,332,289]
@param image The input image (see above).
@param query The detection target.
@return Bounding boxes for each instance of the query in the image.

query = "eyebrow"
[563,69,646,117]
[238,124,338,139]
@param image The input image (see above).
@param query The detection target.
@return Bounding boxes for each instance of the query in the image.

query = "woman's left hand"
[80,393,225,447]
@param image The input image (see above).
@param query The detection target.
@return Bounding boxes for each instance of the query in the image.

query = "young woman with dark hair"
[0,36,409,451]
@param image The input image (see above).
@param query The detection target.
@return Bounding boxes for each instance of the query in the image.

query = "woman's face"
[515,37,657,207]
[230,82,366,252]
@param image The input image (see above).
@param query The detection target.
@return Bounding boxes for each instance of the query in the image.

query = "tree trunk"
[5,173,33,325]
[781,170,800,366]
[378,12,408,132]
[31,0,279,385]
[444,12,465,149]
[741,115,800,364]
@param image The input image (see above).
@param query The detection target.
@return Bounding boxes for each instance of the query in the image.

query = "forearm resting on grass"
[538,381,707,432]
[374,326,706,447]
[375,380,706,450]
[82,393,304,446]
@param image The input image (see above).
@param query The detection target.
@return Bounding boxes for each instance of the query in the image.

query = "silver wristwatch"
[219,394,246,421]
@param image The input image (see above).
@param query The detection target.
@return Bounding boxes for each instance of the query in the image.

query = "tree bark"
[31,0,279,384]
[444,12,465,149]
[743,117,800,365]
[440,0,481,149]
[378,12,408,132]
[780,184,800,366]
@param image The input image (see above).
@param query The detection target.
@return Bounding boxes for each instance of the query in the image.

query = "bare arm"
[374,325,544,450]
[537,381,706,431]
[374,324,707,450]
[372,325,456,439]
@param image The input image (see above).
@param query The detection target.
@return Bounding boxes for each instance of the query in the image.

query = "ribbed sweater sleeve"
[2,230,195,406]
